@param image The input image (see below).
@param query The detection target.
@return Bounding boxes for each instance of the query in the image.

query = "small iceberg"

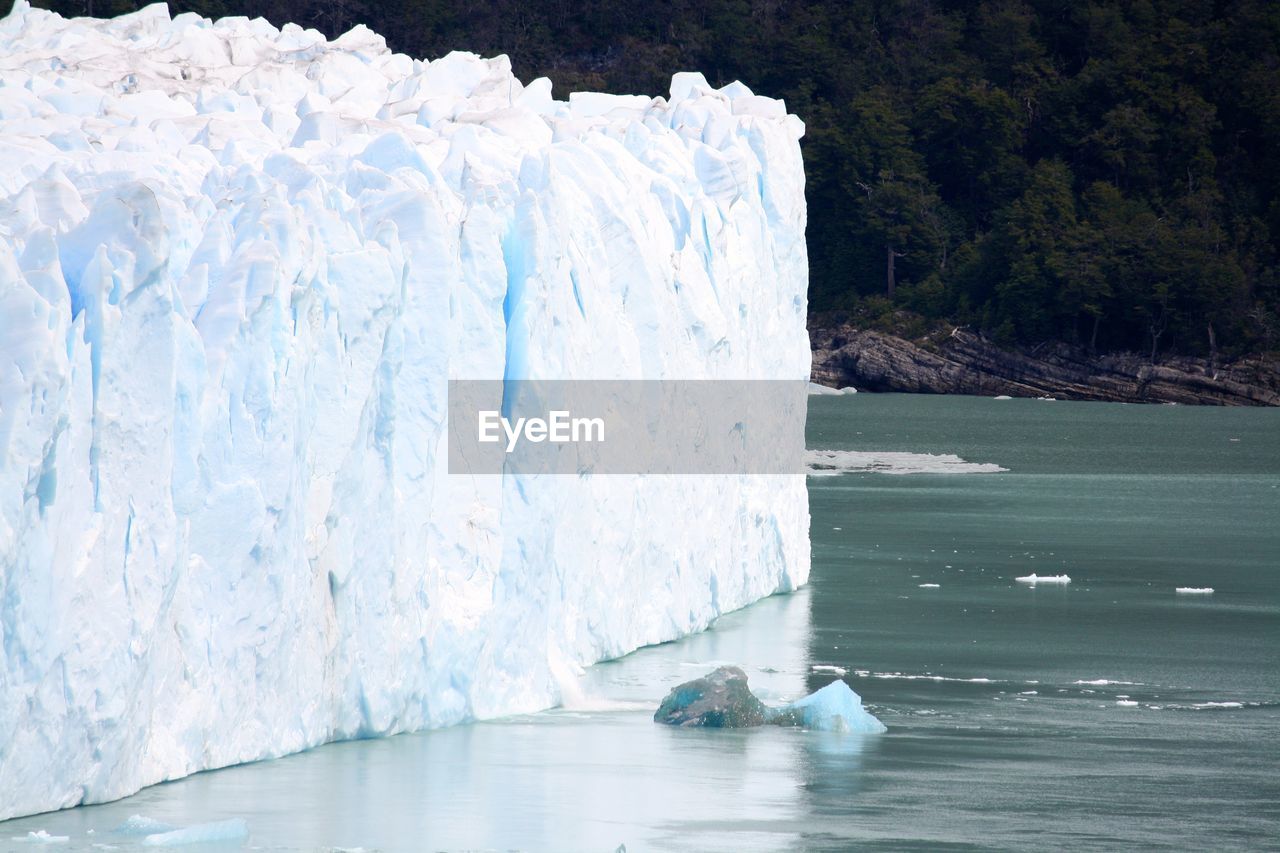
[918,583,940,589]
[9,830,69,844]
[811,664,848,676]
[1175,587,1214,594]
[806,449,1007,476]
[771,681,888,733]
[993,395,1013,400]
[1015,574,1071,584]
[807,382,845,396]
[140,819,248,847]
[654,666,885,733]
[113,816,177,836]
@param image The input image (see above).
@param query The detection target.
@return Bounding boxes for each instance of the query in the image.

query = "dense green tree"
[32,0,1280,357]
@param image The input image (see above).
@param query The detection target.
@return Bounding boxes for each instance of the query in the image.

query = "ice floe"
[806,449,1008,476]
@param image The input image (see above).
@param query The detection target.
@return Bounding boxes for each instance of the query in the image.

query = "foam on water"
[852,671,998,684]
[1074,680,1141,686]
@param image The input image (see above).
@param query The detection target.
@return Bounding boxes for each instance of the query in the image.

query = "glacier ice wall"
[0,1,810,819]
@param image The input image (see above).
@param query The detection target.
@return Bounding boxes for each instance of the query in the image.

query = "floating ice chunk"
[113,816,177,836]
[1015,574,1071,584]
[994,395,1013,399]
[655,667,885,733]
[918,583,940,589]
[811,664,848,676]
[1074,679,1139,686]
[807,382,843,396]
[1116,700,1139,707]
[141,819,248,846]
[807,449,1007,476]
[839,386,858,394]
[9,831,69,844]
[1175,587,1214,594]
[774,681,887,733]
[1191,701,1244,710]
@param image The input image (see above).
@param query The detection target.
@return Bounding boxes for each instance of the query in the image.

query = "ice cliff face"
[0,1,810,819]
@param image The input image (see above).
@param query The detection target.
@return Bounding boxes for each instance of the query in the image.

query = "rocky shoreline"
[810,318,1280,406]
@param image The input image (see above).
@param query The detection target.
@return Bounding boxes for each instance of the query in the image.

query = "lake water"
[4,394,1278,850]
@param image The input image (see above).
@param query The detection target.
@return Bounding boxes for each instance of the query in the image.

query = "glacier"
[0,1,811,820]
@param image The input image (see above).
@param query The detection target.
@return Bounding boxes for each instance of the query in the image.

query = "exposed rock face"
[654,666,769,727]
[811,321,1280,406]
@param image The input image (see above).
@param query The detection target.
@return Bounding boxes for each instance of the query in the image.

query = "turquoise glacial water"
[3,394,1278,850]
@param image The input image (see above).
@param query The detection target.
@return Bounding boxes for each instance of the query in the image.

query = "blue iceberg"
[654,666,886,733]
[771,680,888,733]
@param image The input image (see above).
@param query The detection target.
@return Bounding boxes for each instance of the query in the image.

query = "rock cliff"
[811,319,1280,406]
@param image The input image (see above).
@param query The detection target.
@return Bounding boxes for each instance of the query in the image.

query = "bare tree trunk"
[886,243,896,299]
[1089,314,1101,354]
[1207,322,1218,377]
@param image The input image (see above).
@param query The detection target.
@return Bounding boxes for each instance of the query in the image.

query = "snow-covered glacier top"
[0,1,810,820]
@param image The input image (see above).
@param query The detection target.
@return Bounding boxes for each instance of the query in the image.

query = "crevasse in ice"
[0,1,810,819]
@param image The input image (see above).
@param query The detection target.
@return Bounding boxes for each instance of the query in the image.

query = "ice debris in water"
[9,831,69,844]
[811,664,848,675]
[806,450,1008,476]
[140,819,248,847]
[654,666,886,733]
[1175,587,1214,594]
[113,816,177,836]
[1015,574,1071,584]
[772,681,888,733]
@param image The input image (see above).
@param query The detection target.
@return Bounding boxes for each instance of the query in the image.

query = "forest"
[34,0,1280,359]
